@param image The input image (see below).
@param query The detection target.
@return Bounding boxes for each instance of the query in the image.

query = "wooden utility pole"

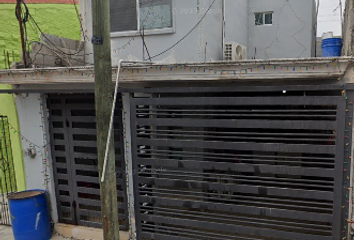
[91,1,120,240]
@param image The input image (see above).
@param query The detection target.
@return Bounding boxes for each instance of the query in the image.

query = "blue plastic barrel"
[322,38,343,57]
[8,190,51,240]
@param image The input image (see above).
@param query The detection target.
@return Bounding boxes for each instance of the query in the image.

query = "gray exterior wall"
[15,94,58,223]
[248,0,316,59]
[80,0,316,63]
[81,0,224,64]
[224,0,248,47]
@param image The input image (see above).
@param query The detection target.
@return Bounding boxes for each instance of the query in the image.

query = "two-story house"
[80,0,316,64]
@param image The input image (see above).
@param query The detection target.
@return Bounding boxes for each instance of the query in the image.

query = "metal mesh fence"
[0,116,16,226]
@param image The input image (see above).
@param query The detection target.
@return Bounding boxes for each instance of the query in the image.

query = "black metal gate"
[130,86,347,240]
[48,94,128,229]
[0,116,16,226]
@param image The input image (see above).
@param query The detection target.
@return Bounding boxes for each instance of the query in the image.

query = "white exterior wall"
[248,0,316,59]
[224,0,248,47]
[80,0,315,62]
[81,0,224,64]
[15,94,58,223]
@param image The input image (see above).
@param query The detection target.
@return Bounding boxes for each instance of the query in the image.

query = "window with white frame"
[255,12,273,25]
[110,0,173,33]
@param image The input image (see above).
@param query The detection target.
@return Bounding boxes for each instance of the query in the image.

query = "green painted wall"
[0,3,80,191]
[0,85,24,191]
[0,3,81,69]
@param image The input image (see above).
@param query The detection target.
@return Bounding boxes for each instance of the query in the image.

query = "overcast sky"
[317,0,344,37]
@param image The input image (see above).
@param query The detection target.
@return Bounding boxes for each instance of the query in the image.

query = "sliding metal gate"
[130,87,347,240]
[0,116,16,226]
[48,94,128,229]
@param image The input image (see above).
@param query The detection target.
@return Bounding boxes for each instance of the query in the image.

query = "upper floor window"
[110,0,173,33]
[255,12,273,25]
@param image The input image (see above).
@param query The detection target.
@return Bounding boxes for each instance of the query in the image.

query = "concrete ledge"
[55,223,130,240]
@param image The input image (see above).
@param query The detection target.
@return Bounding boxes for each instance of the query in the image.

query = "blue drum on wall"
[322,38,343,57]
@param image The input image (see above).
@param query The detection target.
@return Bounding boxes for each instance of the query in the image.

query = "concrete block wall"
[29,34,86,67]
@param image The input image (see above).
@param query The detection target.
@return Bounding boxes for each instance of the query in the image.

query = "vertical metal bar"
[122,93,136,238]
[65,99,80,225]
[0,117,10,196]
[344,90,354,239]
[48,95,76,225]
[333,98,346,238]
[345,90,354,240]
[130,99,144,239]
[0,117,8,225]
[0,116,12,226]
[4,117,16,193]
[6,52,10,71]
[60,96,76,225]
[48,96,64,223]
[3,50,7,69]
[0,181,10,225]
[0,167,8,225]
[115,94,129,230]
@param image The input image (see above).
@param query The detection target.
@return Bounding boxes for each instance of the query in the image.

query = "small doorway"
[48,94,127,229]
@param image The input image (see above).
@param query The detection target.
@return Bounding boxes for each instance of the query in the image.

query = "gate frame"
[128,84,349,240]
[47,94,129,230]
[344,89,354,240]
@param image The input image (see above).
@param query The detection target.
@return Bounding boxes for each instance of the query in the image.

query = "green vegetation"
[0,3,81,69]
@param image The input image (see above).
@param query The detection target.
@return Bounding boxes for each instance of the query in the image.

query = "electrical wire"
[24,0,207,62]
[26,0,167,58]
[13,0,92,69]
[112,0,159,54]
[28,13,90,56]
[146,0,217,60]
[70,0,87,42]
[15,0,29,24]
[26,41,43,67]
[140,28,152,61]
[264,0,307,58]
[28,0,154,58]
[18,0,159,64]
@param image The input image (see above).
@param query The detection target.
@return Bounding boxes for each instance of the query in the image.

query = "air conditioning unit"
[224,42,247,61]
